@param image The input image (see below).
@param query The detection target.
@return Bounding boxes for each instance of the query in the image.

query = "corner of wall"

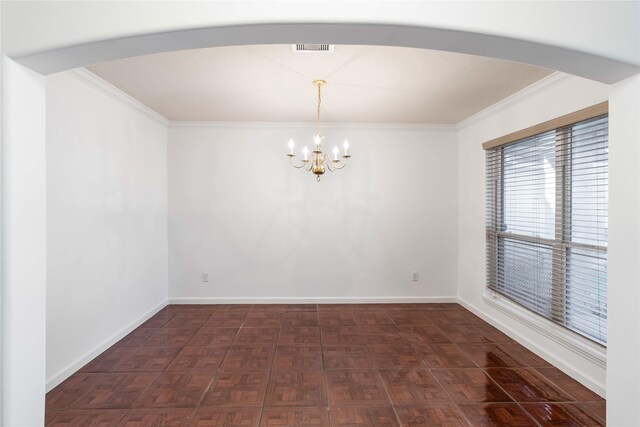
[46,68,172,392]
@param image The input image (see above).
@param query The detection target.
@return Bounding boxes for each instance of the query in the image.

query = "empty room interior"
[1,2,639,426]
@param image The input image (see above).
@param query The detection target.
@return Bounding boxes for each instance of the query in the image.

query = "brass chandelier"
[287,79,351,181]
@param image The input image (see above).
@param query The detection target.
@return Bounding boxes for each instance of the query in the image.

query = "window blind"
[486,113,608,345]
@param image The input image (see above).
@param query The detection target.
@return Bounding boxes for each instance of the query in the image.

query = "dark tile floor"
[46,303,606,426]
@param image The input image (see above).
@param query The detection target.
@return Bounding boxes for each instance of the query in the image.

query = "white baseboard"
[457,296,606,398]
[169,296,458,304]
[45,299,169,392]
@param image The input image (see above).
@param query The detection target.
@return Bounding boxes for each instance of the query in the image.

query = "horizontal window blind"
[486,113,608,345]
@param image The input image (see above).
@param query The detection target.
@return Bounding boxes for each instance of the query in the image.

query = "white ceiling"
[88,44,552,124]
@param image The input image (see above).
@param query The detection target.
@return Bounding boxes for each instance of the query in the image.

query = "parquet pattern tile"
[378,369,449,405]
[116,328,159,347]
[521,403,605,426]
[234,327,280,345]
[325,370,388,406]
[430,368,513,403]
[201,371,269,407]
[412,343,475,368]
[46,303,606,426]
[328,406,399,427]
[46,409,129,426]
[583,401,606,421]
[260,407,329,427]
[119,408,193,426]
[166,346,229,372]
[141,328,197,347]
[458,343,529,368]
[458,403,536,426]
[278,327,321,345]
[485,368,572,403]
[535,367,603,401]
[243,312,283,328]
[189,327,238,347]
[219,344,275,371]
[273,345,324,370]
[367,344,423,369]
[282,311,319,327]
[265,371,327,407]
[72,373,160,409]
[46,374,95,411]
[164,313,211,329]
[319,312,357,327]
[323,345,375,370]
[190,408,261,426]
[353,312,395,326]
[400,325,451,344]
[112,346,182,372]
[321,326,367,346]
[137,372,214,408]
[81,347,135,373]
[394,404,468,426]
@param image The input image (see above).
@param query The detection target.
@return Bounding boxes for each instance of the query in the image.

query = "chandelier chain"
[316,82,322,136]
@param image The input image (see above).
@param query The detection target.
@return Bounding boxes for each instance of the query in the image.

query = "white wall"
[46,71,169,390]
[607,73,640,426]
[1,56,47,427]
[168,124,458,302]
[456,73,610,395]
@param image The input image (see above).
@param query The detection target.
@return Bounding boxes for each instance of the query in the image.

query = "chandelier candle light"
[287,79,351,181]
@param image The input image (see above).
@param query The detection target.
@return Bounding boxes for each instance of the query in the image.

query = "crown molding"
[67,68,568,132]
[169,121,456,132]
[66,68,170,126]
[456,71,572,130]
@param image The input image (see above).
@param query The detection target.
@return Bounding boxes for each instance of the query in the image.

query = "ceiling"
[88,44,552,124]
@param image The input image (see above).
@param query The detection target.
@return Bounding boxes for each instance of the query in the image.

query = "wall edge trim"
[168,121,457,131]
[456,71,572,130]
[169,296,458,304]
[45,299,169,392]
[457,296,606,397]
[66,68,170,126]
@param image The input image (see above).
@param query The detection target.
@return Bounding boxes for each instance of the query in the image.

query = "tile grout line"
[432,324,539,426]
[186,305,220,426]
[478,366,545,427]
[419,352,474,426]
[374,368,405,427]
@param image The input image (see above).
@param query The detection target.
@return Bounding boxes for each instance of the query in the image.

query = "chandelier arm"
[325,157,336,172]
[330,158,348,170]
[288,156,307,169]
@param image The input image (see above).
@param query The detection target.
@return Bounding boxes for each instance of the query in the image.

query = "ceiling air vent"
[292,44,335,53]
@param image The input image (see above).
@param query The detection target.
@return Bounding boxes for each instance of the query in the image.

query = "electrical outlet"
[201,272,209,282]
[412,271,419,282]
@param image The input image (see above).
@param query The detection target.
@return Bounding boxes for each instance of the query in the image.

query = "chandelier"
[287,79,351,181]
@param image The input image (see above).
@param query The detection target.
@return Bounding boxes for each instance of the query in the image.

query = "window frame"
[484,103,608,346]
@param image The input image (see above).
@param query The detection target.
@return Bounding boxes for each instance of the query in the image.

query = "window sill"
[483,289,606,369]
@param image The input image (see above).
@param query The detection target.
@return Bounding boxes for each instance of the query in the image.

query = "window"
[485,105,608,345]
